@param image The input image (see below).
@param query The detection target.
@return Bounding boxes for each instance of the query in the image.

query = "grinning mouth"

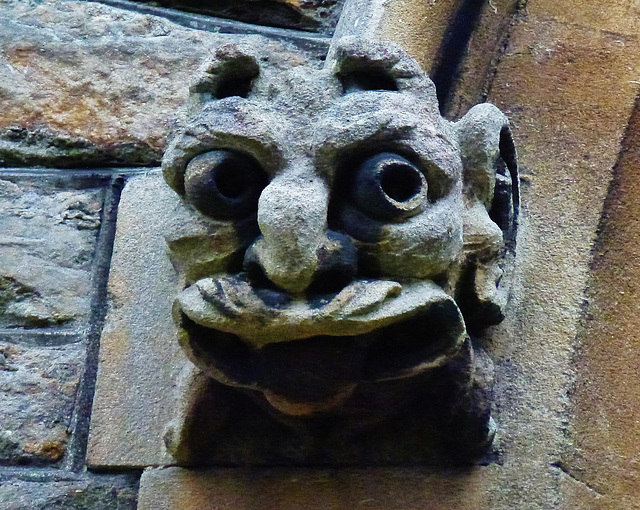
[175,275,467,414]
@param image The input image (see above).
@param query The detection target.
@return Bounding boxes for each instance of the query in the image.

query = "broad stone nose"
[244,173,357,295]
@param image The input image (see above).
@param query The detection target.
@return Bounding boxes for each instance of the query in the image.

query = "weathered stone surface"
[138,466,494,510]
[0,474,137,510]
[567,92,640,506]
[0,336,84,465]
[87,172,189,467]
[528,0,640,37]
[134,0,345,33]
[332,0,466,72]
[0,178,103,329]
[444,0,521,118]
[378,0,464,72]
[481,14,640,510]
[0,0,320,167]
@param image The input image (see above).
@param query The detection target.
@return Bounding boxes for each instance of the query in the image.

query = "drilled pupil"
[380,163,423,202]
[215,162,250,199]
[184,150,267,219]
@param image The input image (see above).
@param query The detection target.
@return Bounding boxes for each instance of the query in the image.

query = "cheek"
[165,202,259,285]
[338,196,464,279]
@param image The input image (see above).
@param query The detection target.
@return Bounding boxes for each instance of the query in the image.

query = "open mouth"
[175,275,467,413]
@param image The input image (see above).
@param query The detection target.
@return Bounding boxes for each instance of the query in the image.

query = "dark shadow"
[430,0,487,114]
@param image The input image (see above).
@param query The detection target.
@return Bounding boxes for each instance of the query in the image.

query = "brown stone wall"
[568,95,640,508]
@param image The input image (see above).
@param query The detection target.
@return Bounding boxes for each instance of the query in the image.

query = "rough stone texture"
[377,0,464,71]
[443,0,521,118]
[91,37,518,466]
[134,0,346,33]
[0,0,321,167]
[482,9,640,510]
[0,178,104,329]
[527,0,640,37]
[87,172,189,467]
[566,96,640,506]
[138,466,494,510]
[332,0,465,72]
[0,474,138,510]
[0,336,84,466]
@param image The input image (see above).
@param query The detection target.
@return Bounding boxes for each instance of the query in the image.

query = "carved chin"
[175,276,467,416]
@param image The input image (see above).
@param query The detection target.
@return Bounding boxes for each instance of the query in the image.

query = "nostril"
[306,267,355,296]
[243,255,280,292]
[243,232,357,296]
[306,231,357,296]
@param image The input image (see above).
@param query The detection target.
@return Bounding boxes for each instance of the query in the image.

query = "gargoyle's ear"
[329,37,438,102]
[187,44,260,116]
[457,103,519,245]
[455,103,519,332]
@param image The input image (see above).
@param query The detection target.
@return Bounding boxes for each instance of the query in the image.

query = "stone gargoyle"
[161,37,519,465]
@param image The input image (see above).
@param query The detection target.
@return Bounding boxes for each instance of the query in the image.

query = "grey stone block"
[138,466,494,510]
[0,1,322,167]
[87,171,190,467]
[0,336,84,465]
[0,178,104,329]
[0,474,137,510]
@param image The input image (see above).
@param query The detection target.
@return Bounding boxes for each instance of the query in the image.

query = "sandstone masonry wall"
[2,0,640,508]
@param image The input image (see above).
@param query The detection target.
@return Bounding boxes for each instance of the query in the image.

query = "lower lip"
[179,297,465,402]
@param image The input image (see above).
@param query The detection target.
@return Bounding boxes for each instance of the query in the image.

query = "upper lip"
[176,275,468,387]
[178,275,462,346]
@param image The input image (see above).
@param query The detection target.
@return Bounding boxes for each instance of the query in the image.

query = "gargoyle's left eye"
[184,150,268,220]
[351,152,428,221]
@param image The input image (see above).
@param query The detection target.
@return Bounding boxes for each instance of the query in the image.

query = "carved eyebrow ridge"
[313,114,459,185]
[163,103,285,193]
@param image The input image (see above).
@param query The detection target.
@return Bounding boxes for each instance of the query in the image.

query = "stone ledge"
[138,466,493,510]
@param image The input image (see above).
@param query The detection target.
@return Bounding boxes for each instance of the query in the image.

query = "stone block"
[491,20,640,167]
[0,336,84,466]
[132,0,345,33]
[138,466,493,510]
[87,172,189,467]
[378,0,464,71]
[567,92,640,504]
[0,1,321,167]
[0,178,103,329]
[528,0,640,37]
[0,474,137,510]
[484,17,640,508]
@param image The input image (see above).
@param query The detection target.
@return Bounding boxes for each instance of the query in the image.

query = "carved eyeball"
[184,150,268,219]
[352,152,428,221]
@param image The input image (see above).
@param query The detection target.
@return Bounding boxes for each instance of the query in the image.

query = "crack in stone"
[551,461,604,497]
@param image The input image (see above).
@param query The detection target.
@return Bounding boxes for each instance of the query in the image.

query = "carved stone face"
[162,38,518,418]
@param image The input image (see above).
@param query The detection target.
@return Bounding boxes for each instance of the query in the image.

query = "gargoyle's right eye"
[184,150,268,220]
[351,152,429,221]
